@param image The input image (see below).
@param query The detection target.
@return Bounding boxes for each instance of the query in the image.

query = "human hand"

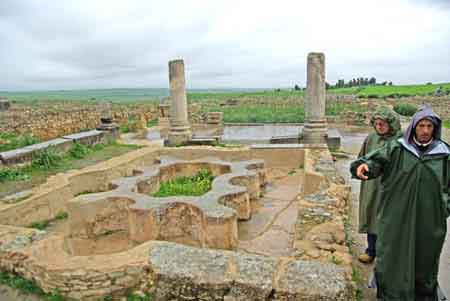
[356,164,369,180]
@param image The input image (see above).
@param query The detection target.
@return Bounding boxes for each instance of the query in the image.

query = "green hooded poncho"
[350,105,450,300]
[358,107,402,234]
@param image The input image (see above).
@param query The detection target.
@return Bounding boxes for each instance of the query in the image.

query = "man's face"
[415,119,434,143]
[374,119,390,136]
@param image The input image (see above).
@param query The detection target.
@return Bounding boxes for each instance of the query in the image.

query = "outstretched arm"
[350,142,393,181]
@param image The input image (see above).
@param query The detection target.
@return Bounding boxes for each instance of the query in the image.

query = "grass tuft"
[0,168,30,182]
[146,119,158,127]
[29,211,68,230]
[68,142,90,159]
[31,148,62,170]
[153,169,214,197]
[0,271,65,300]
[393,103,418,116]
[0,132,40,152]
[443,120,450,129]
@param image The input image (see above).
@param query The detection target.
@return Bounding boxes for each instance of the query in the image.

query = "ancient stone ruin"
[269,52,341,149]
[0,143,353,300]
[167,59,192,146]
[66,156,267,255]
[0,53,356,300]
[302,52,328,144]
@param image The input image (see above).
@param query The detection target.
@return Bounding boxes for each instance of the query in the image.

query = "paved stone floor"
[238,170,302,257]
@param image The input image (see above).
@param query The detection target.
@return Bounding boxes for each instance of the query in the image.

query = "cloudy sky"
[1,0,449,91]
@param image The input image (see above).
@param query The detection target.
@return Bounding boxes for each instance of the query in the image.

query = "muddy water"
[336,126,450,298]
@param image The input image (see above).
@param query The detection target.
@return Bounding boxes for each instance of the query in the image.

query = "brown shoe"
[358,253,375,264]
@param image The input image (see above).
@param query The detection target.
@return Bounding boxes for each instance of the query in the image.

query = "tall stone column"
[302,52,328,144]
[167,59,192,146]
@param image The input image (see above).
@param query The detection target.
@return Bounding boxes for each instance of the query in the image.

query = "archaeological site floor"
[0,139,356,300]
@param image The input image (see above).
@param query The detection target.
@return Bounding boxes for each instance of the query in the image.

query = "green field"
[1,83,449,104]
[187,90,304,102]
[0,88,167,104]
[0,88,276,104]
[1,83,448,125]
[354,83,450,98]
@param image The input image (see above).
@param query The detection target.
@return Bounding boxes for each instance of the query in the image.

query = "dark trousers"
[366,233,377,257]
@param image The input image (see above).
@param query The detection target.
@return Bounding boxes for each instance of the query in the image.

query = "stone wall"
[293,149,353,266]
[3,96,447,142]
[0,102,160,141]
[0,102,210,141]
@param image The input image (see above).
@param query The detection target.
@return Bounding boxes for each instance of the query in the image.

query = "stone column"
[167,59,192,146]
[302,52,328,144]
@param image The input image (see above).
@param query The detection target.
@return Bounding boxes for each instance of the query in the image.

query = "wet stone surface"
[304,192,337,205]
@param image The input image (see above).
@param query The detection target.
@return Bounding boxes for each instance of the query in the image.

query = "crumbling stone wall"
[0,102,207,141]
[0,103,160,141]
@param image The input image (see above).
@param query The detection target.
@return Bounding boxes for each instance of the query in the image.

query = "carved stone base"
[167,128,192,146]
[301,120,328,144]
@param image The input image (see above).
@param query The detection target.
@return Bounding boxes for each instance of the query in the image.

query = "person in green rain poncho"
[350,105,450,300]
[357,107,402,264]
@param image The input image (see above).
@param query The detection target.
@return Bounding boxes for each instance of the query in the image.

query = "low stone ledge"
[0,138,73,165]
[149,242,352,300]
[62,129,105,146]
[0,129,114,166]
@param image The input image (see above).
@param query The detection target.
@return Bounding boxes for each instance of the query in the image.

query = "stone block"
[0,138,73,165]
[62,130,105,146]
[229,254,277,299]
[274,260,352,300]
[0,98,10,111]
[189,136,221,146]
[149,242,232,300]
[206,112,223,125]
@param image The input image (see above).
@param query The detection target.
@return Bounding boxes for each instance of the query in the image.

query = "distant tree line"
[330,77,393,89]
[293,77,393,91]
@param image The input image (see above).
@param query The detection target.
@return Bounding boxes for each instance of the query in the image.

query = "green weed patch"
[0,132,40,152]
[0,271,65,300]
[0,168,29,182]
[443,120,450,129]
[29,211,68,230]
[0,142,140,184]
[393,103,418,116]
[146,119,158,127]
[153,169,214,197]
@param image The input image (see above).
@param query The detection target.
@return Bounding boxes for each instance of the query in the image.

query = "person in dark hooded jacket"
[350,105,450,300]
[357,107,402,264]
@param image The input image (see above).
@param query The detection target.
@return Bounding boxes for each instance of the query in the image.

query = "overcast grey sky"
[1,0,449,91]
